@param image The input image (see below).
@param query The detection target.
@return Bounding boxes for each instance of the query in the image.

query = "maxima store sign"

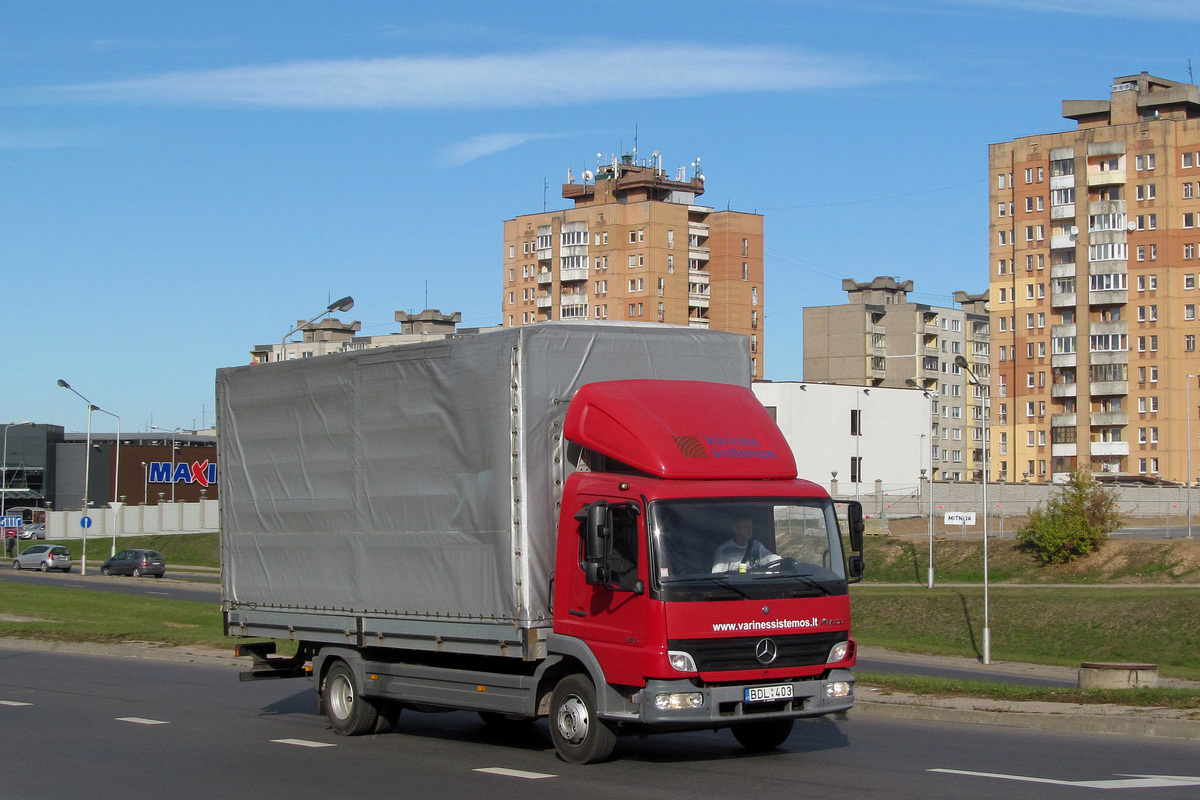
[148,460,217,486]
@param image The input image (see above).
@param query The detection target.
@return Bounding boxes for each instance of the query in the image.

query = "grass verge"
[852,585,1200,680]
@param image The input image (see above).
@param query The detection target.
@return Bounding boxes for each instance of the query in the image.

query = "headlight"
[827,641,849,663]
[654,692,704,710]
[825,681,852,698]
[668,650,698,673]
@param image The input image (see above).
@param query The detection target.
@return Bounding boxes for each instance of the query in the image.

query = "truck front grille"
[669,631,846,672]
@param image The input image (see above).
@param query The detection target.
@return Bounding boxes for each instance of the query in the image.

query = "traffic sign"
[1,515,21,529]
[80,516,93,529]
[944,512,977,526]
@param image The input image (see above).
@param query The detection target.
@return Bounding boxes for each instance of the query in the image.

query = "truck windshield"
[648,499,848,600]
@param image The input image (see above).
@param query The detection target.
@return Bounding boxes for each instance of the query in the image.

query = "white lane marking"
[931,769,1200,789]
[146,591,169,596]
[272,739,336,748]
[474,767,556,780]
[0,701,32,706]
[115,717,169,725]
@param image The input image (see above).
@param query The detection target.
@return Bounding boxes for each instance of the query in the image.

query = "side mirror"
[576,501,611,586]
[847,501,865,554]
[847,554,864,580]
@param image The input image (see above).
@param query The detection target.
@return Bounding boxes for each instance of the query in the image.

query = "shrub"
[1017,469,1121,564]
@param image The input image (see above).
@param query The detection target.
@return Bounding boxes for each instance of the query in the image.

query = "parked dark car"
[101,549,166,578]
[13,544,72,572]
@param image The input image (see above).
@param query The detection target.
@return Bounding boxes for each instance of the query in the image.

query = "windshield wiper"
[750,572,837,596]
[686,574,752,598]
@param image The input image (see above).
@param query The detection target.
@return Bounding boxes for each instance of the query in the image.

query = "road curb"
[854,693,1200,740]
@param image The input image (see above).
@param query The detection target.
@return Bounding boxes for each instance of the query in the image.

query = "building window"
[742,239,749,256]
[1186,304,1196,321]
[1186,213,1196,229]
[1186,334,1196,352]
[1186,183,1195,199]
[667,230,674,249]
[742,262,749,281]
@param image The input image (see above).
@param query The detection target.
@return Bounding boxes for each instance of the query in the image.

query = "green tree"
[1017,469,1121,564]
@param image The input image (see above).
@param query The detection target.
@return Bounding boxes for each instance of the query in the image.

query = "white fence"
[46,500,219,539]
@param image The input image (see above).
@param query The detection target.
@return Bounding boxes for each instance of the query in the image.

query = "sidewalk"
[854,645,1200,740]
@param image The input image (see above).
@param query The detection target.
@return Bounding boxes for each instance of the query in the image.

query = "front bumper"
[633,669,855,729]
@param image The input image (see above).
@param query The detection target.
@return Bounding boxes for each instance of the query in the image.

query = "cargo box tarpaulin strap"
[217,323,751,628]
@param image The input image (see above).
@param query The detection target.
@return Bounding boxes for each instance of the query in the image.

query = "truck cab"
[547,379,863,762]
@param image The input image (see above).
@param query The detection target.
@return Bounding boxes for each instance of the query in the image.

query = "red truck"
[218,323,863,763]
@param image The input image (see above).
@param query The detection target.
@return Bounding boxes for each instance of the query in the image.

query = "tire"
[323,661,380,736]
[101,566,111,576]
[39,561,49,572]
[549,674,616,765]
[12,560,20,570]
[132,567,142,578]
[731,719,794,752]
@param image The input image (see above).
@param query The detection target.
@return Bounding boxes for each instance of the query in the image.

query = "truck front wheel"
[731,718,794,752]
[324,661,381,735]
[549,675,616,764]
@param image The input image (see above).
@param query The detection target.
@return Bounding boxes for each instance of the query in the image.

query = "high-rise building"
[989,72,1200,484]
[803,277,989,482]
[501,153,765,376]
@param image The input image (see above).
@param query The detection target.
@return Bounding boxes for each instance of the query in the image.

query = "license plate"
[745,684,793,703]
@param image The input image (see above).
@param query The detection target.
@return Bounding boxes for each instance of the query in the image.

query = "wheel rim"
[328,673,355,721]
[555,694,590,745]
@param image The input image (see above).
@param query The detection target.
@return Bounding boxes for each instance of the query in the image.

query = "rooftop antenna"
[542,178,548,211]
[1190,59,1194,84]
[633,124,638,164]
[425,280,429,309]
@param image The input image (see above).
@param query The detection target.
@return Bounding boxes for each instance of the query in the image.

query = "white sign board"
[944,512,977,526]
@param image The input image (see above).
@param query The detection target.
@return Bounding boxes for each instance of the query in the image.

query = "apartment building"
[501,152,765,377]
[803,277,990,482]
[989,72,1200,484]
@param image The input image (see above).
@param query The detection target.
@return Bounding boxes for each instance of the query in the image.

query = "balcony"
[688,246,710,261]
[1052,382,1078,398]
[1051,204,1076,221]
[560,292,587,305]
[1051,414,1078,427]
[1050,234,1077,250]
[1051,353,1078,369]
[1090,441,1130,456]
[535,295,552,308]
[1086,169,1126,186]
[560,267,589,283]
[536,271,553,285]
[1089,289,1128,305]
[1050,174,1075,190]
[689,293,710,308]
[1089,320,1127,336]
[1090,412,1129,427]
[1090,381,1128,396]
[1052,443,1078,457]
[689,270,709,285]
[1051,292,1077,308]
[537,248,552,261]
[688,318,710,328]
[1051,263,1077,279]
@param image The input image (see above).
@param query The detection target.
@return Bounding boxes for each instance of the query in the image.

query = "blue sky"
[4,0,1199,433]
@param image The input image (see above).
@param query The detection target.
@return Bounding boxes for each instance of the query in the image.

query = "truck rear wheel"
[549,675,616,765]
[324,661,381,735]
[731,718,794,752]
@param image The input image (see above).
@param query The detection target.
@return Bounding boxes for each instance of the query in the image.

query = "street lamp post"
[57,380,97,576]
[281,296,355,350]
[1188,375,1196,540]
[907,379,939,588]
[1,421,34,518]
[150,426,180,502]
[92,407,121,556]
[955,355,990,665]
[854,389,870,503]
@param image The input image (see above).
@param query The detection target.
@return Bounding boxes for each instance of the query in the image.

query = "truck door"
[560,499,649,686]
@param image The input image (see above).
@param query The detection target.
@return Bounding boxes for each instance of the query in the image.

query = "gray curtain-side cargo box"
[218,323,751,649]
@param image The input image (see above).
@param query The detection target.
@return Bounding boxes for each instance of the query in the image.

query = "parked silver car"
[19,523,46,540]
[13,544,72,572]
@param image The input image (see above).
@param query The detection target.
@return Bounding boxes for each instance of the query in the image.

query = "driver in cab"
[712,517,782,573]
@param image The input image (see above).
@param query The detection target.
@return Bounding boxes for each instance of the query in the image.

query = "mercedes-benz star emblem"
[755,637,778,665]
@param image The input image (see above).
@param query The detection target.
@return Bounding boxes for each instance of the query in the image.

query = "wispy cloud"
[934,0,1200,19]
[0,128,101,148]
[15,44,891,110]
[438,132,555,167]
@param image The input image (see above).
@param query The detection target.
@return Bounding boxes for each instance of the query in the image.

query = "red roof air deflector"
[563,380,797,480]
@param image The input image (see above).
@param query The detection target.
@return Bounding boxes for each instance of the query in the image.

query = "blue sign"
[147,460,217,487]
[1,515,22,529]
[80,516,93,529]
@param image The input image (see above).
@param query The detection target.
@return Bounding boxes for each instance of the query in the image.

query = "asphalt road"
[3,645,1197,800]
